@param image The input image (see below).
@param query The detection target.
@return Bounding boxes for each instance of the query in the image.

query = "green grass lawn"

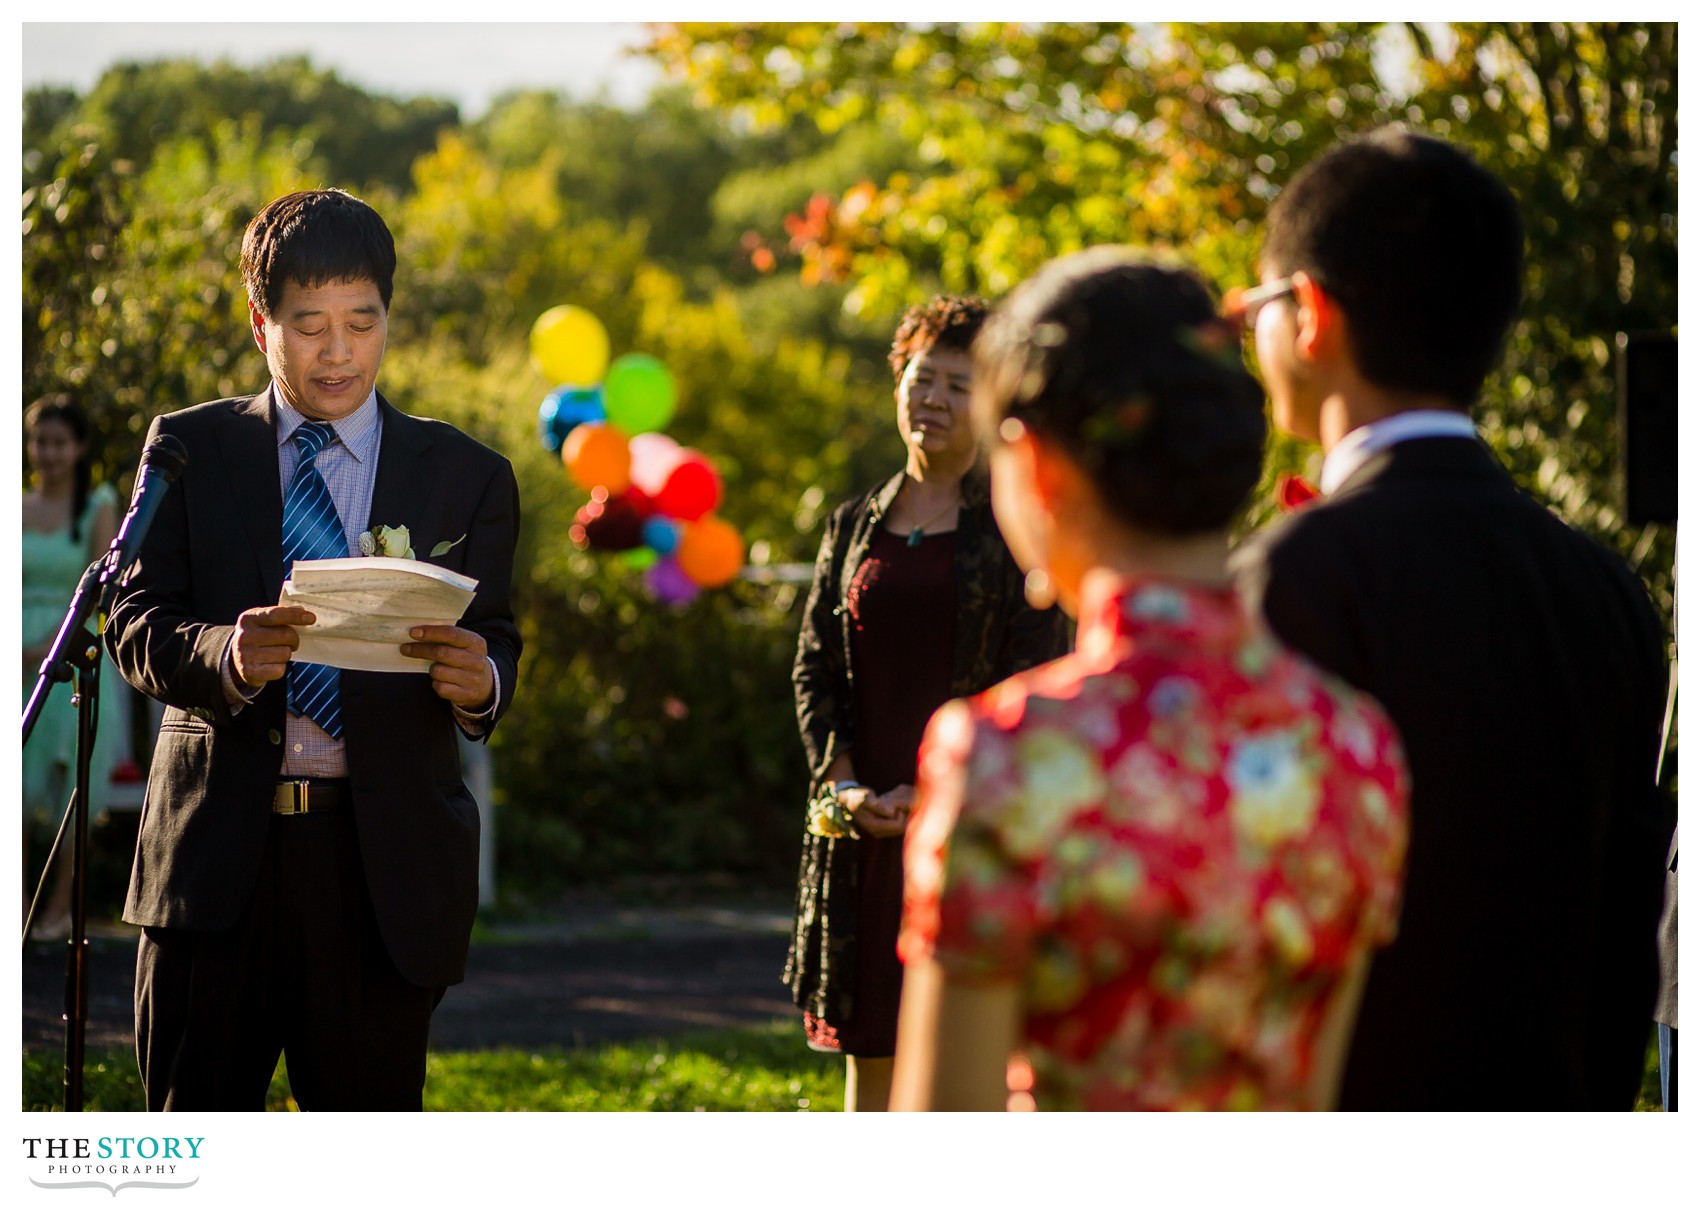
[22,1020,843,1112]
[23,1022,1665,1112]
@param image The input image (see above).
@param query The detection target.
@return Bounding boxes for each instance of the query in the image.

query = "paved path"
[23,896,800,1056]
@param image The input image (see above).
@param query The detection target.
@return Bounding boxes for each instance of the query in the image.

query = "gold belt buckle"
[274,780,310,815]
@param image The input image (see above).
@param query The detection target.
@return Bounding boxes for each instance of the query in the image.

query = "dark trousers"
[135,809,444,1111]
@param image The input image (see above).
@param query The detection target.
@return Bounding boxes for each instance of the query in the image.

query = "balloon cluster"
[532,305,745,606]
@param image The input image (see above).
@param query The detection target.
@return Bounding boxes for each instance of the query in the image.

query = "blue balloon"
[537,386,606,453]
[642,517,680,555]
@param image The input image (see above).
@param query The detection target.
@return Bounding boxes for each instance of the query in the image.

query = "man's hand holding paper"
[278,555,480,675]
[402,624,494,710]
[232,604,314,688]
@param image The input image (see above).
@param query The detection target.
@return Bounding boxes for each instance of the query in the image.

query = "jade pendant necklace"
[901,493,962,547]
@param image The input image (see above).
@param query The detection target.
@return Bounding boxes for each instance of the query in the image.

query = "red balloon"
[653,453,722,522]
[570,492,645,551]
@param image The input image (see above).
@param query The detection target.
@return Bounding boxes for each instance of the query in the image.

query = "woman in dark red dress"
[785,296,1070,1111]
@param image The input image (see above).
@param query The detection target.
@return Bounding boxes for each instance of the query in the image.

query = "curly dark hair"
[25,393,95,543]
[973,248,1267,537]
[887,294,990,381]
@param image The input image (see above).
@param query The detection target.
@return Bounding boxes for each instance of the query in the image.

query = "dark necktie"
[283,421,346,738]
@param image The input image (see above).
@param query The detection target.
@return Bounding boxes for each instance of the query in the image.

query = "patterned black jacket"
[783,467,1071,1023]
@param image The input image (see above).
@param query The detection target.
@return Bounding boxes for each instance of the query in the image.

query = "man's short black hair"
[1263,126,1524,408]
[974,247,1267,537]
[241,189,397,320]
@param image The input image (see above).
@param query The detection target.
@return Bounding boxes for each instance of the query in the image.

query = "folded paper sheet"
[280,557,479,673]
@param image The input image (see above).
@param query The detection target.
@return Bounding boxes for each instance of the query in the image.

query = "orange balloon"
[563,422,631,494]
[675,516,745,588]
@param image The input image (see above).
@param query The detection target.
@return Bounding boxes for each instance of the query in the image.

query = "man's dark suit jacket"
[1232,437,1672,1109]
[106,390,522,990]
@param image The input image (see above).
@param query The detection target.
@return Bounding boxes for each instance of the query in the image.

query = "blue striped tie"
[283,421,347,738]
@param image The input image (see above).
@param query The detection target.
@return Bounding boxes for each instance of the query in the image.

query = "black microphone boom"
[99,433,189,593]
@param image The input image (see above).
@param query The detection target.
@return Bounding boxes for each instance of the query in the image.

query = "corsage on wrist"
[807,780,865,839]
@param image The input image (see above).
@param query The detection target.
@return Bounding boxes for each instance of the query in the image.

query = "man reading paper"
[106,189,521,1111]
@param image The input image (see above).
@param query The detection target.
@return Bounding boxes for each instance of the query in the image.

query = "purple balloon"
[644,555,700,607]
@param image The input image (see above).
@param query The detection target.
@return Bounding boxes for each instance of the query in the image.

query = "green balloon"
[602,354,678,435]
[622,545,660,571]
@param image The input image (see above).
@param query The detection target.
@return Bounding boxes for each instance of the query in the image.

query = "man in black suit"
[107,189,521,1110]
[1230,128,1672,1109]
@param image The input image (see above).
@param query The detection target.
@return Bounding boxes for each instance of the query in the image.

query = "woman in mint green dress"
[22,395,122,941]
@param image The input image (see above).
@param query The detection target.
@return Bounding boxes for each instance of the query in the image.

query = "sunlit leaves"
[22,120,314,473]
[644,21,1675,621]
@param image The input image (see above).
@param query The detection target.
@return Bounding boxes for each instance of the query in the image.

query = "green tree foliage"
[373,235,867,880]
[468,87,905,363]
[25,56,457,193]
[21,65,888,889]
[22,85,78,167]
[23,119,317,485]
[382,129,648,364]
[472,87,739,277]
[647,23,1286,306]
[1399,24,1677,614]
[646,21,1677,613]
[24,29,1672,890]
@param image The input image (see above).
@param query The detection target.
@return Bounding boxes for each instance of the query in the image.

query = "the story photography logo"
[21,1134,203,1196]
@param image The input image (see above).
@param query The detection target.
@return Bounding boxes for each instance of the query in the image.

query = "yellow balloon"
[530,305,610,386]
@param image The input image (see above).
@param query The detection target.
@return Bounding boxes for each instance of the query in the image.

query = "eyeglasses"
[1222,277,1295,329]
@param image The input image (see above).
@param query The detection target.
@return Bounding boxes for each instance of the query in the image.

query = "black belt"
[273,778,351,816]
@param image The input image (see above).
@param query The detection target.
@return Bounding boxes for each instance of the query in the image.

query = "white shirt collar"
[1320,410,1478,495]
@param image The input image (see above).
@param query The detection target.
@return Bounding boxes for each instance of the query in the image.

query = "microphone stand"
[21,553,121,1113]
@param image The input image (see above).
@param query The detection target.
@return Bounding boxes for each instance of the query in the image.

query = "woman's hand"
[846,785,905,838]
[878,783,916,816]
[852,783,915,838]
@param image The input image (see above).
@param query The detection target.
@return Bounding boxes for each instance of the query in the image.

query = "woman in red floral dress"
[891,250,1410,1111]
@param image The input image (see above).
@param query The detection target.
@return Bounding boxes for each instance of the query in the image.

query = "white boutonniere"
[360,523,414,559]
[359,523,465,561]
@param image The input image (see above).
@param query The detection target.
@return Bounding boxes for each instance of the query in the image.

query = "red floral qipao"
[900,576,1409,1110]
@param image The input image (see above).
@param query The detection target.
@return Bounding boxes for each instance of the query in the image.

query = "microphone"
[100,433,189,589]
